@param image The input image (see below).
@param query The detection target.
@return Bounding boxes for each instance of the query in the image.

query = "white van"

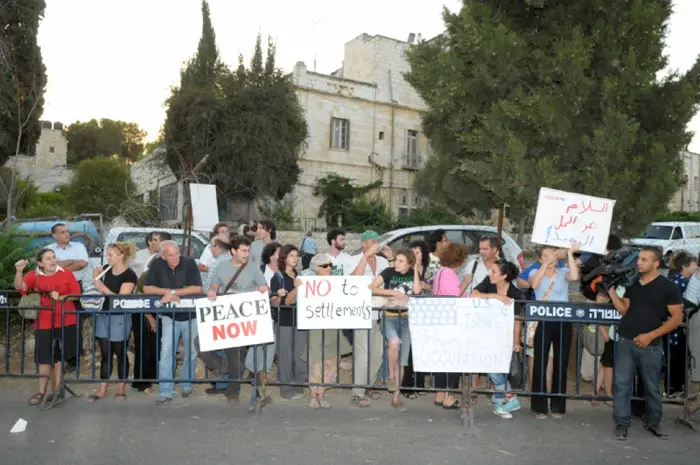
[629,221,700,266]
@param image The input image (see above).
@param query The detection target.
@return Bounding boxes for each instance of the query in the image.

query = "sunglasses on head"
[318,263,332,268]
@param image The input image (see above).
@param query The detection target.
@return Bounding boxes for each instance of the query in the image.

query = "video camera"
[579,247,640,301]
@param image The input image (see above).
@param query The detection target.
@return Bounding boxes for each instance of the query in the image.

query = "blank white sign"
[189,183,219,232]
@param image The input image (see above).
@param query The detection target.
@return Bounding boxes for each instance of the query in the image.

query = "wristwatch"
[169,289,176,295]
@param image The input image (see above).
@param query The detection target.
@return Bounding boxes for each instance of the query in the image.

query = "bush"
[19,191,75,218]
[259,197,295,230]
[66,156,136,219]
[656,211,700,222]
[0,225,35,289]
[342,196,394,233]
[393,205,462,229]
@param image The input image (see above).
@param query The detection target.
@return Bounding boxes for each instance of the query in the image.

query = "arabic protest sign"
[296,276,373,330]
[531,187,615,254]
[194,292,275,352]
[409,297,514,373]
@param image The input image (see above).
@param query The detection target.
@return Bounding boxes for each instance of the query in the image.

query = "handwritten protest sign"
[296,276,373,330]
[409,298,514,373]
[194,292,274,352]
[531,187,615,254]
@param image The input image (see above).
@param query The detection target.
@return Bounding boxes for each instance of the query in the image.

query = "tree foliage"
[313,173,383,227]
[0,0,46,166]
[405,0,700,235]
[66,157,136,219]
[164,0,307,205]
[64,118,147,164]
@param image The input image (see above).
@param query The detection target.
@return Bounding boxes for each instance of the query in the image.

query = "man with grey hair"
[144,241,202,406]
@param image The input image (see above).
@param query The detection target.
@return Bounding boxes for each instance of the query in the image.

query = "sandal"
[28,393,45,406]
[403,392,418,400]
[307,396,320,409]
[115,393,127,403]
[87,395,103,404]
[535,413,547,420]
[318,399,331,409]
[366,390,381,400]
[351,395,371,408]
[443,399,462,410]
[391,400,408,412]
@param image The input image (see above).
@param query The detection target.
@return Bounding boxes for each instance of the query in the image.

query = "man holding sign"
[195,235,270,405]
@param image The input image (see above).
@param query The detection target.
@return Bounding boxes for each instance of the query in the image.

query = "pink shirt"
[433,267,463,297]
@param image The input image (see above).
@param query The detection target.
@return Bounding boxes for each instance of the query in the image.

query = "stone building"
[292,33,429,224]
[130,32,431,227]
[668,149,700,212]
[5,121,74,192]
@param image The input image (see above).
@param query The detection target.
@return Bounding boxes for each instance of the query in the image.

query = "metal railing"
[0,292,697,430]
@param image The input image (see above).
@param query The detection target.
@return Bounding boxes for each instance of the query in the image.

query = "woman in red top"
[14,248,82,405]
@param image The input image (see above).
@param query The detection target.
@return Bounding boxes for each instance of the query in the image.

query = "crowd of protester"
[11,222,699,440]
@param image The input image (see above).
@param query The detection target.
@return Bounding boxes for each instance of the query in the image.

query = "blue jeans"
[489,372,510,404]
[159,317,199,398]
[613,337,664,428]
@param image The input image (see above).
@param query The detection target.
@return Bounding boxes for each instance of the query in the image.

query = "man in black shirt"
[608,246,683,440]
[143,241,202,406]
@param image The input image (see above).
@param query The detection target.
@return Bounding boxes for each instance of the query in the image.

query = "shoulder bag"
[583,324,606,356]
[222,262,247,294]
[18,273,41,320]
[80,265,112,311]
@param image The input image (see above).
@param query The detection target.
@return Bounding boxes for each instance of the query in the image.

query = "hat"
[360,230,380,241]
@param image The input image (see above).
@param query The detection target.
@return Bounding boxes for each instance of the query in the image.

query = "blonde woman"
[89,242,138,403]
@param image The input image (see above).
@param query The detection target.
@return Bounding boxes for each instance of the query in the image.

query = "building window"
[407,130,418,157]
[49,146,55,153]
[159,182,178,221]
[413,192,420,206]
[330,118,350,150]
[398,207,410,218]
[399,189,408,206]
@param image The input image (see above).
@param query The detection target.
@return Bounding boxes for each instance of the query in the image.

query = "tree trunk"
[496,204,505,256]
[517,217,526,248]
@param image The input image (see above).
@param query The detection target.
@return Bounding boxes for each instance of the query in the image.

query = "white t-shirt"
[329,252,355,276]
[347,253,389,278]
[465,258,489,295]
[133,248,157,278]
[199,245,214,268]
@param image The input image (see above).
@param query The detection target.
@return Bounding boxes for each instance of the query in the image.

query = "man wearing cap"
[348,230,390,407]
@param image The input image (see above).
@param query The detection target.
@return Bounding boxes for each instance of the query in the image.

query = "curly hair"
[438,243,469,269]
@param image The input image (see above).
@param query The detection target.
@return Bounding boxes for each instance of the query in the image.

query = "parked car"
[349,225,525,271]
[101,227,209,266]
[629,221,700,267]
[14,219,102,261]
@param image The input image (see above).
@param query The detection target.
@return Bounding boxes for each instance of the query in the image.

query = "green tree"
[66,157,136,219]
[164,1,307,213]
[313,173,382,227]
[405,0,700,235]
[64,118,147,164]
[0,0,47,216]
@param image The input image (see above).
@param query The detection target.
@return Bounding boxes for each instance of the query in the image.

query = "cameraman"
[607,246,683,441]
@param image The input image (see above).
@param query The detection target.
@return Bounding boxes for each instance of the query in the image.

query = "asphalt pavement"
[1,387,697,465]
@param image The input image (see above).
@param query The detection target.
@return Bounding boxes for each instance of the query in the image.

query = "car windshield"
[643,225,672,240]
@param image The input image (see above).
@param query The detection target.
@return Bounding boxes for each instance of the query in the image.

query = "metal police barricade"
[1,290,697,430]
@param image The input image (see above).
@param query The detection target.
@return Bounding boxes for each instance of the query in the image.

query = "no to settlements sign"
[194,292,275,352]
[296,276,373,330]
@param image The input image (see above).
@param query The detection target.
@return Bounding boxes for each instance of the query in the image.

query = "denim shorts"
[382,314,411,366]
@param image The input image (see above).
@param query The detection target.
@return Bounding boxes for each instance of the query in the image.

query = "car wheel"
[663,252,672,269]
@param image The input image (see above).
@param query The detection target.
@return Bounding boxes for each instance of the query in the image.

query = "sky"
[38,0,700,152]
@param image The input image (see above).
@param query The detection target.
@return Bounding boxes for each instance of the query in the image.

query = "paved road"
[1,388,697,465]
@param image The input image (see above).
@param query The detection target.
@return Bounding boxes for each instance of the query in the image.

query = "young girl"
[472,259,524,419]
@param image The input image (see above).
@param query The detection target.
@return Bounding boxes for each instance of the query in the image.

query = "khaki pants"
[352,321,384,397]
[689,315,700,383]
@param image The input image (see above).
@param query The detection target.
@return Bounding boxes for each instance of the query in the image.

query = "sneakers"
[155,396,172,406]
[615,425,628,441]
[493,397,521,419]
